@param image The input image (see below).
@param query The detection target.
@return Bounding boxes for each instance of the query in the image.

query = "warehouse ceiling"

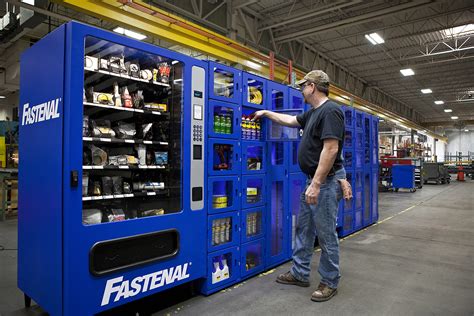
[153,0,474,129]
[0,0,473,131]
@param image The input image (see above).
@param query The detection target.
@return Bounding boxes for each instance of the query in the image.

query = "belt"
[306,164,342,179]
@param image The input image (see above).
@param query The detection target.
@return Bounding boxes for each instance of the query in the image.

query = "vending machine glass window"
[82,36,183,225]
[213,68,235,99]
[246,78,264,106]
[272,89,284,110]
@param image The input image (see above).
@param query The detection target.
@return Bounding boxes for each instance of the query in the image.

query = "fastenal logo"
[101,262,191,306]
[21,98,61,126]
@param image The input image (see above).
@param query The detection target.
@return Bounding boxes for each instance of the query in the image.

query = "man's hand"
[338,179,353,200]
[305,182,320,205]
[252,110,267,120]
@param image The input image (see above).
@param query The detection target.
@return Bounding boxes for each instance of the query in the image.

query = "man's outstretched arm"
[252,110,301,127]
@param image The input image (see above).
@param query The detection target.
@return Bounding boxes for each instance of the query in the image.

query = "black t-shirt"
[296,100,344,177]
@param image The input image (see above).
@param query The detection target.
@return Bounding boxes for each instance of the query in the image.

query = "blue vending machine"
[19,22,208,315]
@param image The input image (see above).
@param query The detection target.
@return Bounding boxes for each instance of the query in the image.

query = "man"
[253,70,352,302]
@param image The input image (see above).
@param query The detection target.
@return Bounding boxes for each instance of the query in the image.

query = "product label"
[21,98,61,126]
[101,262,191,306]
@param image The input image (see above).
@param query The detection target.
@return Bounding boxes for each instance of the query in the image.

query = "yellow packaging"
[247,187,257,196]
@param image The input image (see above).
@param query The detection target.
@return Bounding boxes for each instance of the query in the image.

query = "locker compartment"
[208,176,240,214]
[267,109,303,141]
[372,145,378,166]
[270,142,286,168]
[355,170,363,190]
[355,130,364,149]
[267,81,288,110]
[355,110,363,130]
[371,116,379,147]
[267,176,289,267]
[241,239,265,278]
[241,207,265,243]
[354,189,363,210]
[343,147,355,170]
[364,114,371,148]
[340,212,354,237]
[241,141,266,174]
[363,171,371,226]
[371,170,379,223]
[208,139,241,176]
[289,173,307,252]
[208,211,240,252]
[241,175,265,209]
[354,209,363,230]
[355,150,364,170]
[344,129,354,149]
[208,100,241,139]
[208,61,241,104]
[344,107,355,129]
[289,88,305,110]
[241,106,264,141]
[202,247,240,294]
[289,141,302,173]
[242,72,266,108]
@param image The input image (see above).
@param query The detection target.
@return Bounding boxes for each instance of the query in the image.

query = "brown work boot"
[276,271,310,287]
[311,283,337,302]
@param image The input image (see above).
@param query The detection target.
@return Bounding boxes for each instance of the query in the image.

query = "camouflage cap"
[295,70,330,87]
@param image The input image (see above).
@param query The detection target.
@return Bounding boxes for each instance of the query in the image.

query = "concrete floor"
[1,178,473,315]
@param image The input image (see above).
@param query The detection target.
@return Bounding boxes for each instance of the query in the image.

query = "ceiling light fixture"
[451,116,458,120]
[444,109,452,112]
[365,32,384,45]
[0,96,6,99]
[434,100,444,105]
[421,89,432,94]
[442,24,474,38]
[113,27,147,40]
[400,68,415,76]
[465,129,469,132]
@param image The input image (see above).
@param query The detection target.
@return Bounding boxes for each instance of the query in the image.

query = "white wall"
[0,94,19,121]
[446,130,474,157]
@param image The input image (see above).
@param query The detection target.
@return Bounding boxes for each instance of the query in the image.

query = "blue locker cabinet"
[19,22,208,315]
[201,246,240,294]
[241,239,265,279]
[207,211,241,252]
[267,81,288,110]
[241,207,266,243]
[207,176,241,214]
[208,61,242,104]
[266,171,291,268]
[241,141,266,174]
[343,106,355,130]
[288,172,307,255]
[242,72,266,109]
[208,138,241,176]
[241,175,266,209]
[208,99,241,139]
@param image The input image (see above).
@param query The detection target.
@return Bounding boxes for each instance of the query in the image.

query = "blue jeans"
[290,167,345,288]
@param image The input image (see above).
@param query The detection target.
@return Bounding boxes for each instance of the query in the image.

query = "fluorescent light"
[365,32,385,45]
[22,0,35,4]
[434,100,444,105]
[113,27,147,40]
[400,68,414,76]
[444,109,452,113]
[451,116,458,120]
[171,60,180,65]
[465,129,469,132]
[421,89,432,94]
[442,24,474,38]
[0,96,5,99]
